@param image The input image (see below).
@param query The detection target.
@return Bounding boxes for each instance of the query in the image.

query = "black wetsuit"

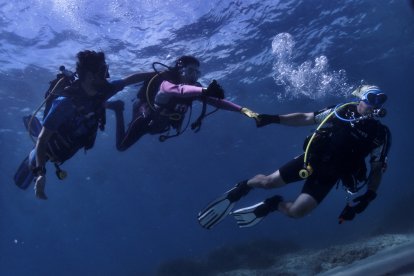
[279,105,391,203]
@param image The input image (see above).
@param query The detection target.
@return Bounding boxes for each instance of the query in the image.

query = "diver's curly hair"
[174,55,200,69]
[76,50,107,80]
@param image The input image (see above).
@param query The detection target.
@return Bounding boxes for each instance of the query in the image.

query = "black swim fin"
[198,180,251,229]
[14,155,35,190]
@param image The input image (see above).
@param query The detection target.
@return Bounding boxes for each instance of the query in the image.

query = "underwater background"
[1,0,414,275]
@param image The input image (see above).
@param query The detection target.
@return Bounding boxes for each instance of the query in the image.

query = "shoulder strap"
[191,97,207,133]
[379,125,391,163]
[43,78,77,119]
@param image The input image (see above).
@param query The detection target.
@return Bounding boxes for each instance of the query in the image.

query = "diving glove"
[338,190,377,224]
[338,204,355,224]
[255,114,281,128]
[203,80,225,99]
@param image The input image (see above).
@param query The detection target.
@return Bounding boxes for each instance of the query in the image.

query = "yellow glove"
[240,107,259,119]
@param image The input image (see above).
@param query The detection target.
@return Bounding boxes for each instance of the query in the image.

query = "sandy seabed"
[218,233,414,276]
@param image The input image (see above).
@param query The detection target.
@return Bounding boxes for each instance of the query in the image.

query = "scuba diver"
[105,55,258,151]
[198,85,391,229]
[14,50,151,200]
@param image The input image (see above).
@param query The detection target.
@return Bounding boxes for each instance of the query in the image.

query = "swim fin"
[23,115,42,138]
[231,195,283,228]
[198,180,251,229]
[14,155,35,190]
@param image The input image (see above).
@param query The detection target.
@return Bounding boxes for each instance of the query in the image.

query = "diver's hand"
[338,204,355,224]
[338,190,376,224]
[34,175,48,200]
[353,190,377,214]
[255,114,280,128]
[204,80,225,99]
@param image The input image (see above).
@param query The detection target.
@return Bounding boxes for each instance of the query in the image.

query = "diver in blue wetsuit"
[198,85,391,229]
[14,50,150,200]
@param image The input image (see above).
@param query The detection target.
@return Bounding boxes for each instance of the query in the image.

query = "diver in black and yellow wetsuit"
[198,85,391,229]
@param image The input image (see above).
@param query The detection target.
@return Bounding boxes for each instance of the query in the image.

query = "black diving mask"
[361,90,387,109]
[95,63,110,79]
[180,66,201,84]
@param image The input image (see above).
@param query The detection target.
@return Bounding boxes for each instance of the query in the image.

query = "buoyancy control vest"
[135,67,214,141]
[304,104,388,175]
[43,66,76,119]
[44,80,110,163]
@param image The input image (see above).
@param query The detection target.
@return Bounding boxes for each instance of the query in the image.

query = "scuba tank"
[43,66,76,118]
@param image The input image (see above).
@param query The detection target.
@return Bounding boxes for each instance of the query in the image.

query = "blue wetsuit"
[38,79,125,163]
[15,80,125,189]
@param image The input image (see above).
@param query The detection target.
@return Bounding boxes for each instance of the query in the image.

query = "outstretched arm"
[159,81,244,112]
[280,112,316,126]
[106,72,156,99]
[159,80,259,120]
[158,80,204,97]
[204,97,242,112]
[121,72,155,86]
[257,112,315,127]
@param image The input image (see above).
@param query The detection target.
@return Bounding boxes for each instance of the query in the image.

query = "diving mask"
[352,85,387,109]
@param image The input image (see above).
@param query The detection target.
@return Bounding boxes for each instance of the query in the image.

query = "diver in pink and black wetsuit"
[106,55,259,151]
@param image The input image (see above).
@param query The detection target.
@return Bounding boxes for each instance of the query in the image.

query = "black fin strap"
[254,195,283,217]
[227,180,252,202]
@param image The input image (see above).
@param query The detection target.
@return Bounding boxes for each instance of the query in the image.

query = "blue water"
[1,0,413,275]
